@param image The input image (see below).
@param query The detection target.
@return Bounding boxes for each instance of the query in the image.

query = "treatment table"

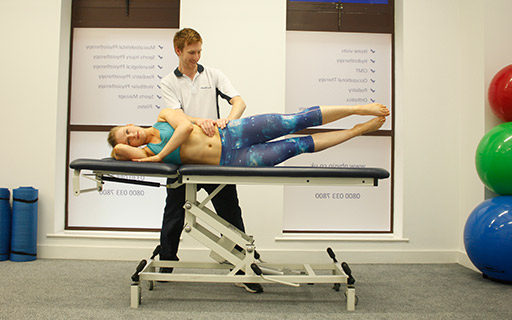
[70,158,390,311]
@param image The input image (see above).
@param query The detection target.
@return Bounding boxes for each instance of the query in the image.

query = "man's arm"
[188,96,246,136]
[227,96,246,120]
[160,78,181,110]
[160,75,217,136]
[215,96,246,129]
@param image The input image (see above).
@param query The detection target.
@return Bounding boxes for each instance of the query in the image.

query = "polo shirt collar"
[174,64,204,77]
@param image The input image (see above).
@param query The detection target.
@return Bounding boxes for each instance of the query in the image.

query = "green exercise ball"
[476,122,512,195]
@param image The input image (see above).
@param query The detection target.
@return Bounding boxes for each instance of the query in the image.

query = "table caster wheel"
[344,291,359,305]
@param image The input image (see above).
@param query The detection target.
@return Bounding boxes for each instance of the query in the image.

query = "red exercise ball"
[488,64,512,122]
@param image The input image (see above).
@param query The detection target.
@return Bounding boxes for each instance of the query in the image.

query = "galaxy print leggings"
[218,106,323,167]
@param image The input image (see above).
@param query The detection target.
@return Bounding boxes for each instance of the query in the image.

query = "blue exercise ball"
[464,196,512,282]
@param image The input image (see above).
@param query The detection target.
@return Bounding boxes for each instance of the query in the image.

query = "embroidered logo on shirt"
[200,86,212,90]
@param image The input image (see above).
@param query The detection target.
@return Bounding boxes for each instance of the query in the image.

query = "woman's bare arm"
[113,144,153,161]
[134,108,193,163]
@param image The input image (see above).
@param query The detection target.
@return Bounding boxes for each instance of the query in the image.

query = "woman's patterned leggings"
[218,106,322,167]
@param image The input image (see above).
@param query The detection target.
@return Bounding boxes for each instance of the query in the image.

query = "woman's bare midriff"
[180,126,222,165]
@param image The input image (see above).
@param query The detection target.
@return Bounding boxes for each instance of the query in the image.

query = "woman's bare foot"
[358,103,390,117]
[354,116,386,134]
[312,116,386,152]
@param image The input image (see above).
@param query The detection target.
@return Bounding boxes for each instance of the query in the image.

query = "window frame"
[65,0,180,231]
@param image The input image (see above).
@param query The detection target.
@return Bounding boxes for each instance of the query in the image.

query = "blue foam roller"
[0,188,11,261]
[10,187,38,262]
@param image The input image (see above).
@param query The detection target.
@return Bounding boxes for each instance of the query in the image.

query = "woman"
[108,103,389,167]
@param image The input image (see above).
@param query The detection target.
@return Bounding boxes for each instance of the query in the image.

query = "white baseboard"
[38,243,159,261]
[456,250,479,272]
[37,243,468,265]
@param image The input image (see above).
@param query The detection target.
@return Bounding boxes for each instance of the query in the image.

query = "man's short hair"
[174,28,202,51]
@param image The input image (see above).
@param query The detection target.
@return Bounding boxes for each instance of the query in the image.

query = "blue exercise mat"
[10,187,38,262]
[0,188,11,261]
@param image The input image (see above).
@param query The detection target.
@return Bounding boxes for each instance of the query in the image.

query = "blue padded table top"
[70,158,389,180]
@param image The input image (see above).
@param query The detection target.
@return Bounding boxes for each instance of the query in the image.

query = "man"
[159,28,263,293]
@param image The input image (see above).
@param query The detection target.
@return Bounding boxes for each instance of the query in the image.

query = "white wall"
[399,0,462,253]
[454,0,486,269]
[1,0,508,266]
[484,1,512,130]
[0,0,70,254]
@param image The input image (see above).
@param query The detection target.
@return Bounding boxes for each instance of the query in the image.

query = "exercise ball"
[475,122,512,195]
[464,196,512,282]
[488,64,512,122]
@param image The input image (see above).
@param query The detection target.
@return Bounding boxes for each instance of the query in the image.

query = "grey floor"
[1,259,511,320]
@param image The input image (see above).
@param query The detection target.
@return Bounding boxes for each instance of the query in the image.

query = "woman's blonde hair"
[107,126,121,148]
[107,126,121,159]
